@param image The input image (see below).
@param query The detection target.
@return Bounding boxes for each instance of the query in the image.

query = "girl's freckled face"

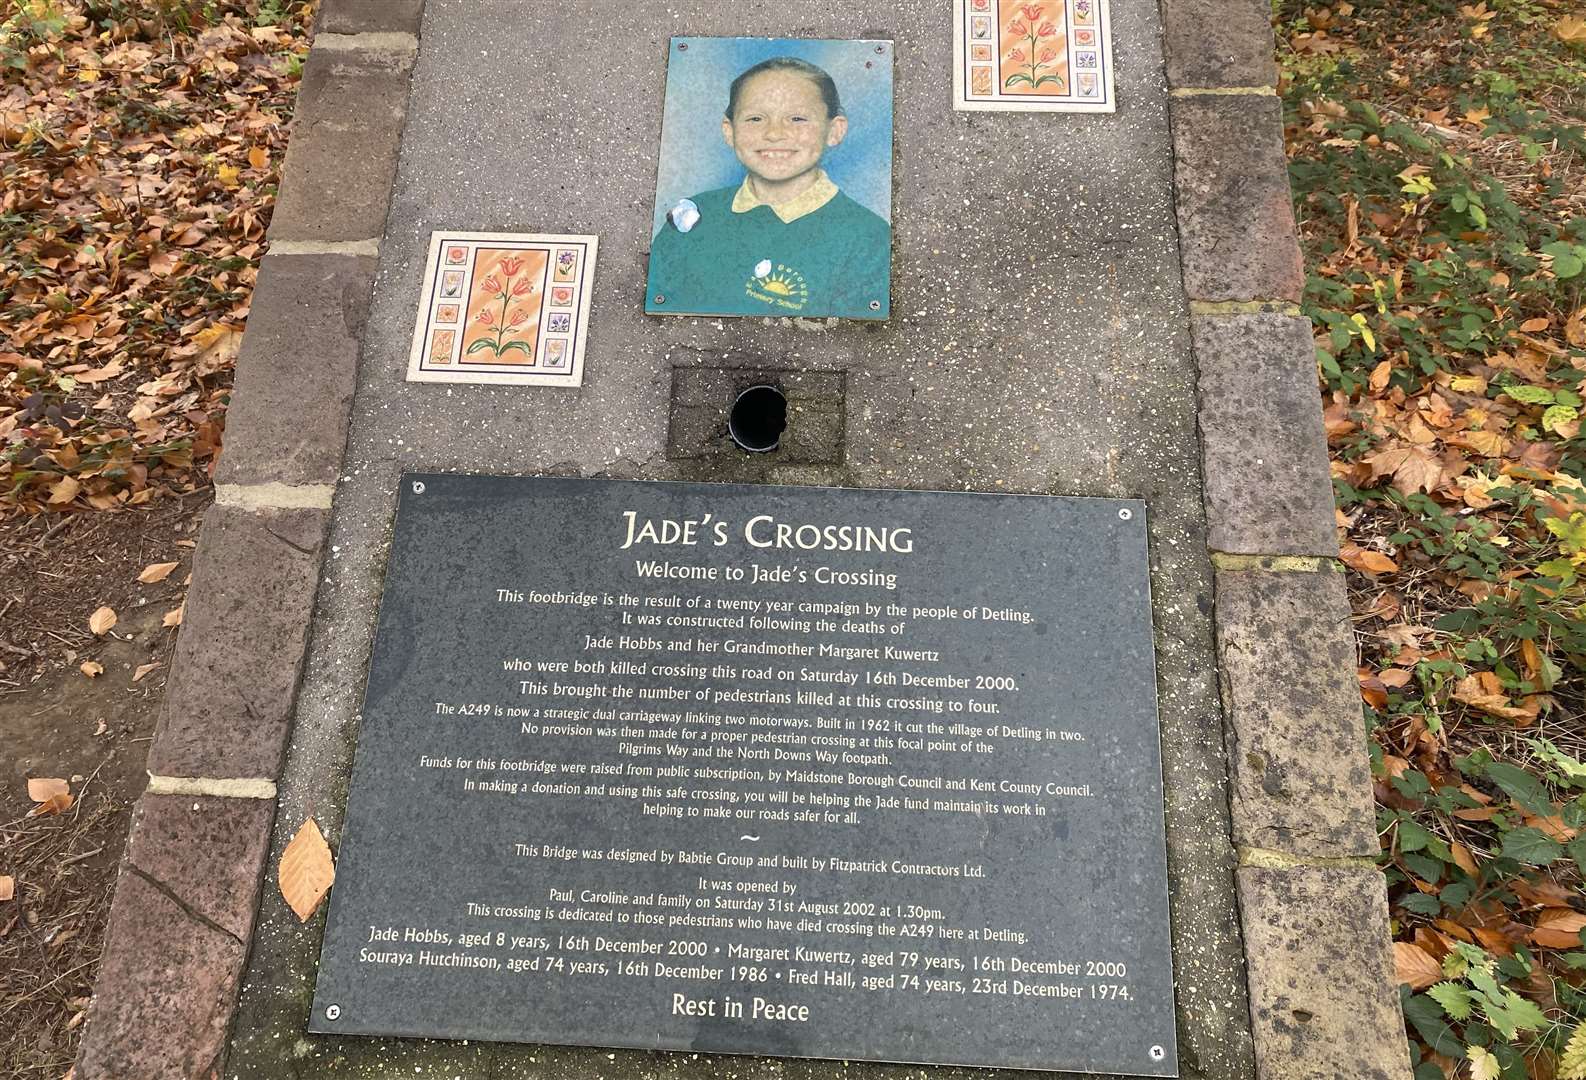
[722,71,847,186]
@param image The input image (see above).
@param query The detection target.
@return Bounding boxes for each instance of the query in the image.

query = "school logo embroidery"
[745,261,810,312]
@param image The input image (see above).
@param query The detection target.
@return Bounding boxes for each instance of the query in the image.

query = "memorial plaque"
[311,475,1179,1076]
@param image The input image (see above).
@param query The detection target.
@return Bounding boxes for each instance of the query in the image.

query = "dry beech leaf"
[138,561,179,584]
[131,663,161,683]
[1566,307,1586,349]
[1394,941,1443,989]
[162,605,184,628]
[279,819,335,923]
[30,793,73,817]
[79,661,103,678]
[1518,317,1551,333]
[1451,673,1539,723]
[0,876,13,902]
[1531,911,1586,949]
[1341,544,1400,575]
[88,606,117,636]
[48,476,80,504]
[27,777,68,803]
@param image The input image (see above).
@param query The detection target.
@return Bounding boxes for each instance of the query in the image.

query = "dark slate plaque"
[310,474,1178,1076]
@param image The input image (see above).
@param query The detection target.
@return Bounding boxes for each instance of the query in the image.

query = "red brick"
[75,874,245,1080]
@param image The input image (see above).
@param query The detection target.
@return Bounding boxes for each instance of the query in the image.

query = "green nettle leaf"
[1559,1022,1586,1080]
[1503,385,1557,405]
[1399,816,1435,852]
[1403,892,1443,916]
[1484,763,1553,815]
[1569,834,1586,871]
[1403,990,1464,1058]
[1429,981,1474,1020]
[1405,852,1444,883]
[1468,1045,1500,1080]
[1499,826,1563,866]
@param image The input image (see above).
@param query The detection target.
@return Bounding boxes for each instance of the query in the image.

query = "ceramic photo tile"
[407,231,597,387]
[953,0,1116,113]
[645,37,894,320]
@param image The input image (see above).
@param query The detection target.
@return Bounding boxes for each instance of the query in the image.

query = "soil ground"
[0,496,208,1077]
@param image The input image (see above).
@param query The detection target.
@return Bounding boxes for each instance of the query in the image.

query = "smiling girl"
[645,56,891,319]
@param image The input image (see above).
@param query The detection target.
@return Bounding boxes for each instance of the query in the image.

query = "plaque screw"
[1117,507,1133,521]
[654,294,665,305]
[325,1004,342,1021]
[678,41,688,50]
[875,44,885,52]
[411,481,426,495]
[869,300,881,310]
[1149,1045,1165,1062]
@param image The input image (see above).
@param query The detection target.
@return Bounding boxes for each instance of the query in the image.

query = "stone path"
[73,2,1410,1078]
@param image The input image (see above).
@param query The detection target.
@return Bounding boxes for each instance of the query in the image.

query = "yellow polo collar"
[731,170,839,224]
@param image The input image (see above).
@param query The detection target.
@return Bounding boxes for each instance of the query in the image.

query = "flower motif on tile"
[547,312,572,333]
[445,246,467,266]
[550,286,574,307]
[1074,50,1097,68]
[440,270,464,298]
[436,304,459,323]
[542,340,568,368]
[971,15,992,38]
[971,65,994,94]
[463,252,543,362]
[553,249,578,282]
[430,330,455,364]
[1073,0,1093,23]
[1002,3,1065,91]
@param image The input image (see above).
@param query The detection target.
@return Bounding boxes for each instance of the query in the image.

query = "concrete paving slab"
[228,2,1256,1077]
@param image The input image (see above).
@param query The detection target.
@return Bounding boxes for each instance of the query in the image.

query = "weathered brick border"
[1161,0,1412,1076]
[73,4,424,1076]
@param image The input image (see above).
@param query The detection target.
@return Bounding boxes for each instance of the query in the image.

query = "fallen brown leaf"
[131,662,161,683]
[0,876,12,902]
[280,819,335,923]
[138,561,179,584]
[1341,544,1400,575]
[1451,673,1539,723]
[163,605,184,628]
[48,476,81,504]
[88,606,117,635]
[1567,306,1586,349]
[1531,910,1586,949]
[27,777,68,802]
[79,661,103,678]
[1394,941,1443,989]
[29,793,73,817]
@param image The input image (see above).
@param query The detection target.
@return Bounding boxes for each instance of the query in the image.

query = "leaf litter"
[0,2,312,1075]
[1282,0,1586,1073]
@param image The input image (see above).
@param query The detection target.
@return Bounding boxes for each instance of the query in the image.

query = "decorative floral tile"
[953,0,1116,113]
[406,231,597,387]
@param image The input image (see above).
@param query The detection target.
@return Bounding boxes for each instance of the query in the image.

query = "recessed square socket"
[667,368,845,464]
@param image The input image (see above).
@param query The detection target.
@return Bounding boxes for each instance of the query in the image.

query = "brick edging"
[73,3,425,1077]
[1160,0,1411,1076]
